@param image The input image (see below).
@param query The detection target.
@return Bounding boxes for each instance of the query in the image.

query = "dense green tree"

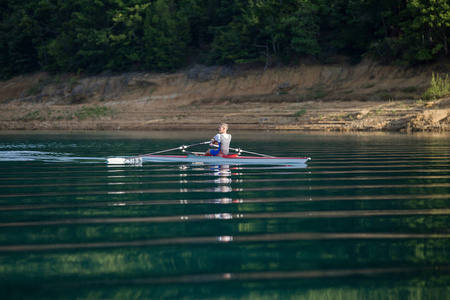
[401,0,450,62]
[177,0,208,48]
[47,0,121,73]
[0,0,448,78]
[142,0,191,70]
[107,0,150,71]
[367,0,450,64]
[240,0,321,63]
[209,0,322,65]
[281,1,321,58]
[317,0,405,60]
[0,0,42,77]
[208,19,256,65]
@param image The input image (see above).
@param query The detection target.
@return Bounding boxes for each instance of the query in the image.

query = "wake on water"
[0,151,104,163]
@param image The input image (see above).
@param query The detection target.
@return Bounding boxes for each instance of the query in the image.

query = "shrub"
[423,73,450,100]
[294,109,307,118]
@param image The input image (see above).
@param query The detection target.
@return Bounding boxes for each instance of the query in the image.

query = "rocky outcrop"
[407,109,449,131]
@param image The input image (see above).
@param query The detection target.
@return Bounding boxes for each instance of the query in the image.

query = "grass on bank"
[18,105,116,121]
[423,73,450,100]
[74,105,115,120]
[294,109,307,119]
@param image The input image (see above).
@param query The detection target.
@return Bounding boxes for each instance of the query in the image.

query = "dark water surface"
[0,131,449,299]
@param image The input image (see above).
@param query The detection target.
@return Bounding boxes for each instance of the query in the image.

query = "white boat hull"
[107,154,310,166]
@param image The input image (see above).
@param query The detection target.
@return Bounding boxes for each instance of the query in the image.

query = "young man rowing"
[204,123,232,156]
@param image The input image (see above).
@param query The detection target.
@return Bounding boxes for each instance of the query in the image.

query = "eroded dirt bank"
[1,60,449,132]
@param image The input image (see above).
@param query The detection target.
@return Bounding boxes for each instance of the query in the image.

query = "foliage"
[294,109,307,118]
[0,0,449,79]
[403,0,450,61]
[423,73,450,100]
[74,105,116,120]
[142,0,191,71]
[370,0,450,64]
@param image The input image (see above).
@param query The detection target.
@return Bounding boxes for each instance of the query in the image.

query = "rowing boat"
[107,154,310,166]
[106,141,310,166]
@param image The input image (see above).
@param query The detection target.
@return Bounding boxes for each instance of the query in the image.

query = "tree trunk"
[444,34,448,55]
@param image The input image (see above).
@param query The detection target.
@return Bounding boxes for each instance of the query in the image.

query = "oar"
[107,141,210,164]
[212,144,274,157]
[143,141,210,156]
[235,147,274,157]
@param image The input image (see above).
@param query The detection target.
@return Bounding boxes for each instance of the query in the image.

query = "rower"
[204,123,232,156]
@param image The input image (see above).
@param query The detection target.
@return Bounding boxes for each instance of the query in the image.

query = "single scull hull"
[107,154,310,165]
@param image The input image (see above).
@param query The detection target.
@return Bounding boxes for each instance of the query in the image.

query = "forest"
[0,0,449,79]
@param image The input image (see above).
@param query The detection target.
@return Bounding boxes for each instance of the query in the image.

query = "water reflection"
[178,164,236,194]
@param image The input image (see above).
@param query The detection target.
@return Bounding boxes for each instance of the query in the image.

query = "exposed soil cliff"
[1,59,449,132]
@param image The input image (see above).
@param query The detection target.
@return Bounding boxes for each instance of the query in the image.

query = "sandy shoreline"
[1,62,449,132]
[1,98,449,132]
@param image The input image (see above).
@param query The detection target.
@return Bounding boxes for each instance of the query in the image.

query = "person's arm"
[210,134,220,145]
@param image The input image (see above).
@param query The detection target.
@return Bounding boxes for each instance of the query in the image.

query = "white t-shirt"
[214,133,232,155]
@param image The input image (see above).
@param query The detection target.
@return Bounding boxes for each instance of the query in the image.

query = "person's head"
[218,123,228,133]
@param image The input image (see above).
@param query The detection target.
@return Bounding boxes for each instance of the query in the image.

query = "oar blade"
[107,157,143,165]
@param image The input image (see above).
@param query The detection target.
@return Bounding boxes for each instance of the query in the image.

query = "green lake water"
[0,131,449,299]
